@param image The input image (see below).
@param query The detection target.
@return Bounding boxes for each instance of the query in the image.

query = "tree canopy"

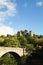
[0,30,43,50]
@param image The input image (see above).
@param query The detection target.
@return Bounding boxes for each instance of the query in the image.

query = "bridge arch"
[0,47,23,57]
[26,52,43,65]
[0,51,22,65]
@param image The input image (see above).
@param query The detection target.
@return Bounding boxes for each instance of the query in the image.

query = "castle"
[29,30,34,37]
[17,30,34,37]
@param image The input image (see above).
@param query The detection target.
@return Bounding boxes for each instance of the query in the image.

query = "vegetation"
[0,53,18,65]
[26,47,43,65]
[0,30,43,65]
[0,30,43,50]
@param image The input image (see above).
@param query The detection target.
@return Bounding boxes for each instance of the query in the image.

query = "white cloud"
[36,2,43,6]
[0,0,17,22]
[0,25,17,36]
[0,18,5,21]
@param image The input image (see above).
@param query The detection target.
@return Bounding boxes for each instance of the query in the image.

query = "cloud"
[0,25,17,36]
[0,0,17,22]
[36,2,43,6]
[0,18,5,21]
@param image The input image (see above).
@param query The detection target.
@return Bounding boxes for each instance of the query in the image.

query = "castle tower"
[29,30,34,37]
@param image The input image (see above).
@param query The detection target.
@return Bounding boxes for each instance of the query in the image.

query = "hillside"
[0,30,43,50]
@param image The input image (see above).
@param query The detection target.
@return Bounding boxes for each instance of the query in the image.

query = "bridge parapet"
[0,47,27,57]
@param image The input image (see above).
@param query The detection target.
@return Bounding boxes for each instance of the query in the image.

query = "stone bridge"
[0,47,27,57]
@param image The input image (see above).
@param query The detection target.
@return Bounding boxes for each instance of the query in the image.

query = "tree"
[0,53,18,65]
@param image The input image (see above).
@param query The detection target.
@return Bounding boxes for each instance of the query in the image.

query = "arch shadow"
[1,52,22,65]
[26,52,43,65]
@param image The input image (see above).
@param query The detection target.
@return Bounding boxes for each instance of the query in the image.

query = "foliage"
[0,30,43,49]
[0,30,43,65]
[0,53,18,65]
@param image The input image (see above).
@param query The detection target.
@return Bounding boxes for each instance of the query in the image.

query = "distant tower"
[17,31,22,37]
[29,30,34,37]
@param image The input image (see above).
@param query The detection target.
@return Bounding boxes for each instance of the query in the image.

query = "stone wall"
[0,47,24,57]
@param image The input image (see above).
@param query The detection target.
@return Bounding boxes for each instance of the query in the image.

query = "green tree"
[0,53,18,65]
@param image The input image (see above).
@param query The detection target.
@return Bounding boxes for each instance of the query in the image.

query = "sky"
[0,0,43,35]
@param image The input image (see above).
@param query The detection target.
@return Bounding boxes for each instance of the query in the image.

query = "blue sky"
[0,0,43,35]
